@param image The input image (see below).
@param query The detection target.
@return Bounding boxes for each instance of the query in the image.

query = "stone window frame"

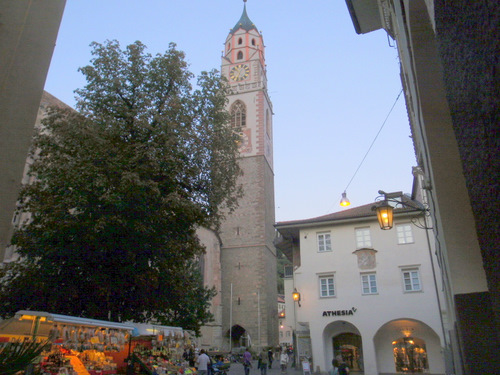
[230,100,246,129]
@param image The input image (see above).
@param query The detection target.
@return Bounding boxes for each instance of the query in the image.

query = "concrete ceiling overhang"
[0,1,67,261]
[345,0,383,34]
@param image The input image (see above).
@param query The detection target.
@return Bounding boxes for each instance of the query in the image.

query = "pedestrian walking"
[267,349,273,369]
[338,359,350,375]
[329,359,340,375]
[280,350,289,374]
[243,348,252,375]
[258,348,268,375]
[188,347,196,367]
[197,349,210,375]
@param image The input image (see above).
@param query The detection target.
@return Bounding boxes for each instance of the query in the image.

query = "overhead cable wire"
[341,88,404,195]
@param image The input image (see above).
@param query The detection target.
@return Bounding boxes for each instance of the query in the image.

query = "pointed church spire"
[231,0,257,34]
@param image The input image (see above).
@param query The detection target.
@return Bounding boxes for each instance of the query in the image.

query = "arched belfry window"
[230,100,246,129]
[238,37,243,45]
[252,39,256,46]
[237,51,243,60]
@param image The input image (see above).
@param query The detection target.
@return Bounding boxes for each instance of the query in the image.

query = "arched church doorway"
[332,333,363,371]
[227,324,250,350]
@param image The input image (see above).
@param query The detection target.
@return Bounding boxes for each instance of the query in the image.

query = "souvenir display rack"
[129,332,194,375]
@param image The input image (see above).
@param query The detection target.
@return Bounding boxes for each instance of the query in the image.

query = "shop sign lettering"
[322,307,357,317]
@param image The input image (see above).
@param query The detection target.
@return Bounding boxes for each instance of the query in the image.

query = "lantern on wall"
[375,200,394,230]
[292,288,301,307]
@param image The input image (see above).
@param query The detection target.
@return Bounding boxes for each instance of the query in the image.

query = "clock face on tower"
[230,64,250,82]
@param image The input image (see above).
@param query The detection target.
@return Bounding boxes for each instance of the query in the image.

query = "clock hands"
[230,64,248,81]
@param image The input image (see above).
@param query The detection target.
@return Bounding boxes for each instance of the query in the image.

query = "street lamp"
[292,288,301,307]
[340,191,350,207]
[375,200,393,230]
[372,190,432,230]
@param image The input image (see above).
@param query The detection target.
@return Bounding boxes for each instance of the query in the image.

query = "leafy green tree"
[0,40,241,334]
[276,249,291,294]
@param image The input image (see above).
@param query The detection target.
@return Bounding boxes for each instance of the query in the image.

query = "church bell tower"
[219,1,278,349]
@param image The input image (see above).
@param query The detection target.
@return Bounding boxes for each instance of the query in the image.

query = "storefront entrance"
[392,336,429,373]
[373,319,444,374]
[332,332,363,371]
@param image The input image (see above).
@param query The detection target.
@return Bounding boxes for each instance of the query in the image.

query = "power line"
[341,88,404,199]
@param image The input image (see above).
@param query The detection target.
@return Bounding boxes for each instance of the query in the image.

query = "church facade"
[217,3,279,350]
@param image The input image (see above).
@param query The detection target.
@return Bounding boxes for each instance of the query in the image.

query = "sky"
[44,0,416,223]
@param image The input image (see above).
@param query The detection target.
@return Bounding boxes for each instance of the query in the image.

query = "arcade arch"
[323,321,364,372]
[374,319,444,374]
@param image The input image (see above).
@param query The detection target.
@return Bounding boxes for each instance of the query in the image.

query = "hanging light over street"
[340,192,351,207]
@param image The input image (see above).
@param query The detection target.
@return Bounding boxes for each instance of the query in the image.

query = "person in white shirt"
[280,350,289,374]
[197,349,210,375]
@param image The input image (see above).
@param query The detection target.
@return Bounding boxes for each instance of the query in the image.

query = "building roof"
[41,90,72,111]
[276,194,419,227]
[230,2,257,34]
[274,193,423,259]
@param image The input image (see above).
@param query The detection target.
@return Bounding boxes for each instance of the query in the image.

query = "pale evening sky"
[44,0,416,223]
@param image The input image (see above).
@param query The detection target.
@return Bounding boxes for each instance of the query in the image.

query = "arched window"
[230,100,246,129]
[237,51,243,60]
[227,43,231,51]
[238,37,243,45]
[252,38,256,46]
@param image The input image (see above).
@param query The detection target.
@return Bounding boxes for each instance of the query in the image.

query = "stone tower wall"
[220,155,278,349]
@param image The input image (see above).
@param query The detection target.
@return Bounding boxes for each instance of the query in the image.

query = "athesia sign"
[322,307,357,317]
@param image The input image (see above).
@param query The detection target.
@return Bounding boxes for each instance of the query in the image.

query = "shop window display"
[392,337,429,373]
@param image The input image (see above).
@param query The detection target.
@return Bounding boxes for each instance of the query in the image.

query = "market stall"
[128,323,194,375]
[0,310,135,375]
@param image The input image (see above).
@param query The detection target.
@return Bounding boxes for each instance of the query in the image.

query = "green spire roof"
[231,2,257,34]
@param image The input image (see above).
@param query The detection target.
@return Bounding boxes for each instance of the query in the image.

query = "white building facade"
[276,190,446,375]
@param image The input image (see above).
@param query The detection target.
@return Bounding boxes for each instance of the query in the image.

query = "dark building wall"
[454,292,500,374]
[0,0,66,261]
[434,0,500,372]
